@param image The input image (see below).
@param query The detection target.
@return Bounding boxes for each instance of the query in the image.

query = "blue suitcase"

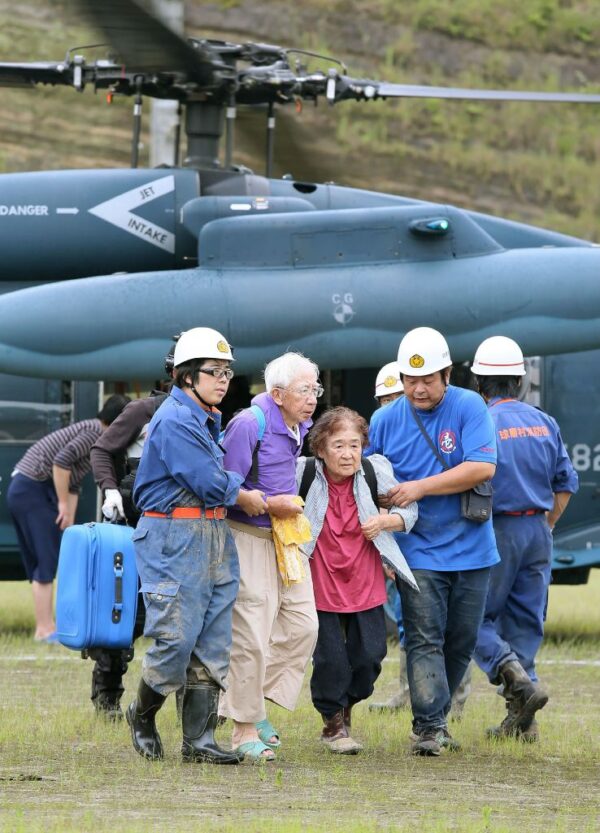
[56,522,139,650]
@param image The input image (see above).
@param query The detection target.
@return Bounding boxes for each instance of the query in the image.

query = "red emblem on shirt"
[439,429,457,454]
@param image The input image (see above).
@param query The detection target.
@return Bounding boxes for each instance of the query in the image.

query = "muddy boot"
[488,709,541,743]
[411,727,443,756]
[126,678,166,760]
[181,682,243,765]
[369,647,410,712]
[487,661,548,739]
[89,647,127,721]
[94,692,124,722]
[518,718,539,743]
[321,712,363,755]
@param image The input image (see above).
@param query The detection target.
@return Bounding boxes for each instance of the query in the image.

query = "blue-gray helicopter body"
[1,168,599,378]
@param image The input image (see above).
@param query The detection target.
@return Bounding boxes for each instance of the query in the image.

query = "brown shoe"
[488,661,548,739]
[518,719,539,743]
[411,728,443,756]
[321,712,363,755]
[487,709,541,742]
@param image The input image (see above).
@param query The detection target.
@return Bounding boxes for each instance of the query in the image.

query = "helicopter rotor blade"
[74,0,219,86]
[0,61,74,88]
[235,68,600,108]
[374,82,600,105]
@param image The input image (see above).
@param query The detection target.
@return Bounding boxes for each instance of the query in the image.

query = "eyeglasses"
[281,384,324,399]
[199,367,235,381]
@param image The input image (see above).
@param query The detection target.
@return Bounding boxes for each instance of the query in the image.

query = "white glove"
[102,488,125,522]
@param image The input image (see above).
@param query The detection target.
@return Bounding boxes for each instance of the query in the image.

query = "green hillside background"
[1,0,600,240]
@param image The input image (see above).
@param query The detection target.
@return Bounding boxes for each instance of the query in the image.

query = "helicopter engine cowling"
[181,195,315,240]
[0,168,200,282]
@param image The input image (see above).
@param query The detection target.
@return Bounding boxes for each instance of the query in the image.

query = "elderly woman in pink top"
[297,407,417,754]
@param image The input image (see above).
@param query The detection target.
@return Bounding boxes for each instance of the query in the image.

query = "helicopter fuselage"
[0,168,597,379]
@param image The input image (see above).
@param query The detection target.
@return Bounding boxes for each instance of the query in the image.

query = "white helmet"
[375,362,404,398]
[173,327,234,367]
[471,336,526,376]
[397,327,452,376]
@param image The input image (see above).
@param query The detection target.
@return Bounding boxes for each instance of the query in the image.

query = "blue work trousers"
[474,514,552,684]
[399,566,491,734]
[132,516,239,696]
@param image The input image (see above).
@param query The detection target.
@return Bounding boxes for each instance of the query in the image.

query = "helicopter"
[0,0,598,583]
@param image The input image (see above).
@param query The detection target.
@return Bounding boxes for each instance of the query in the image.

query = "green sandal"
[256,718,281,749]
[236,739,276,762]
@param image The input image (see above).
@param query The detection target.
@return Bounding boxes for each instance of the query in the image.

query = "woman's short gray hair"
[264,352,320,393]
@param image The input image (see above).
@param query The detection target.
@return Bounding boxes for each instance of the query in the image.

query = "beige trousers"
[219,525,319,723]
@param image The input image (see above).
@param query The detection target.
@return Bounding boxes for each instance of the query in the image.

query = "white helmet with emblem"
[173,327,234,366]
[375,362,404,397]
[471,336,526,376]
[397,327,452,376]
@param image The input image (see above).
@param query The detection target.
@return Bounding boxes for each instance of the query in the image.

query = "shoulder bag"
[409,404,492,523]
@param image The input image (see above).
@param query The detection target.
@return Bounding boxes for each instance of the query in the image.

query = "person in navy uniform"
[471,336,578,742]
[127,327,267,764]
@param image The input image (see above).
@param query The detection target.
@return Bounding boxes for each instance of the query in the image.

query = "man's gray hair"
[264,352,320,393]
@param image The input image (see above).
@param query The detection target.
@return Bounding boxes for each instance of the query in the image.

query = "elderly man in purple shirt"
[219,352,320,761]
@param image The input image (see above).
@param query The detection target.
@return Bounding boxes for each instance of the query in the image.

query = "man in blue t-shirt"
[368,327,499,756]
[470,336,578,743]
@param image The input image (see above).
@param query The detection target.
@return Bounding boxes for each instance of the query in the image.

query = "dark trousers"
[311,606,387,719]
[7,473,62,583]
[474,515,552,684]
[89,590,146,704]
[399,567,491,734]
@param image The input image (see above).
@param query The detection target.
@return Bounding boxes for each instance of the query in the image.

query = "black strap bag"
[299,456,379,507]
[409,404,493,523]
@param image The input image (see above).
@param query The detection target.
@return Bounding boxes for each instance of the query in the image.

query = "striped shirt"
[15,419,103,494]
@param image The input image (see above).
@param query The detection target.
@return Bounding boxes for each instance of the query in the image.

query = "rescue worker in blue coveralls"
[127,327,268,764]
[368,327,499,756]
[471,336,578,742]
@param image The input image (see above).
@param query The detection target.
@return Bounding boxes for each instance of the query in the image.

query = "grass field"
[0,575,599,833]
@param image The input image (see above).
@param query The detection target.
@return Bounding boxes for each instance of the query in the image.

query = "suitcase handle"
[112,551,124,624]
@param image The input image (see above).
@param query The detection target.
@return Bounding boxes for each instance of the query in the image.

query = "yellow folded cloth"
[270,496,312,587]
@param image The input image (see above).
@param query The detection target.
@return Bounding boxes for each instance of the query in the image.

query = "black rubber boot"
[94,692,124,721]
[89,647,128,720]
[488,660,548,738]
[126,678,166,760]
[181,682,243,765]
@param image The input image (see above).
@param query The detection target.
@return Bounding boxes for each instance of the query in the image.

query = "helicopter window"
[293,182,318,194]
[0,377,72,445]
